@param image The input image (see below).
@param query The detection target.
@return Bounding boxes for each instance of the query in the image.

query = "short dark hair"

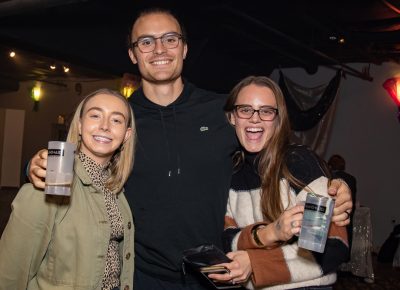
[127,7,187,48]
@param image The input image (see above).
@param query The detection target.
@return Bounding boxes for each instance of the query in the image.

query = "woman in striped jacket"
[208,76,351,290]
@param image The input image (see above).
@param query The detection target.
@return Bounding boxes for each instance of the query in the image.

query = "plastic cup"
[298,192,335,253]
[45,141,76,196]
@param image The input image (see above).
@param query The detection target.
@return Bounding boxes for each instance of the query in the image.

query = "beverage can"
[298,192,335,253]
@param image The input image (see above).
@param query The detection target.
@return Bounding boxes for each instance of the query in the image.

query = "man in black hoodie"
[28,7,353,290]
[125,8,239,289]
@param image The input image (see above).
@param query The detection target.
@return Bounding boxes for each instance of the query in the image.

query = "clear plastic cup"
[298,192,335,253]
[45,141,76,196]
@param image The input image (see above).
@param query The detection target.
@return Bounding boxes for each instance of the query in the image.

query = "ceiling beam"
[224,5,373,82]
[0,0,87,17]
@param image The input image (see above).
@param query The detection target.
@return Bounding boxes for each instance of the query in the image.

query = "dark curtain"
[279,70,342,156]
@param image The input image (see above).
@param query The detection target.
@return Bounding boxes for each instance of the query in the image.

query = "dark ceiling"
[1,0,400,93]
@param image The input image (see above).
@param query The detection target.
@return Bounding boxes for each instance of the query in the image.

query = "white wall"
[271,62,400,248]
[0,109,25,187]
[0,78,121,185]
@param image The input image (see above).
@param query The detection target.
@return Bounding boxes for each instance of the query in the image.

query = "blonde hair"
[225,76,304,222]
[67,88,136,192]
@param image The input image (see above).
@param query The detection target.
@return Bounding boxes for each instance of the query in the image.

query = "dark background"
[1,0,400,92]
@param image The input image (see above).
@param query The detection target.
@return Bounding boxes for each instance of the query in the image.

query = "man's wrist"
[335,178,349,189]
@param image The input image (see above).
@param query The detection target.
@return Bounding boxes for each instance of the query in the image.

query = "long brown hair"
[225,76,302,222]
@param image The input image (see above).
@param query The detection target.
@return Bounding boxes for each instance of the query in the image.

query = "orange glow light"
[383,78,400,106]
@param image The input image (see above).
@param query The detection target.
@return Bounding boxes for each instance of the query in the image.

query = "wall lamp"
[383,77,400,122]
[31,84,42,112]
[121,73,140,98]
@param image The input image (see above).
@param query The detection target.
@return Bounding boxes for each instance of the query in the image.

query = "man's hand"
[28,149,48,189]
[328,179,353,226]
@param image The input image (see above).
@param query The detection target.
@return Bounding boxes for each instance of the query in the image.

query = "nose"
[100,118,110,131]
[250,110,261,122]
[153,38,166,54]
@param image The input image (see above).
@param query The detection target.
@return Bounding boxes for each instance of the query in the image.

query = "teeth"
[94,135,111,142]
[152,60,170,65]
[246,128,263,132]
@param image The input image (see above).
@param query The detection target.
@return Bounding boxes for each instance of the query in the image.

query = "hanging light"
[9,51,16,58]
[63,65,70,73]
[382,77,400,122]
[31,84,42,111]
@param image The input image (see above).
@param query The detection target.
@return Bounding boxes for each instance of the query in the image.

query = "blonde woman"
[0,89,135,290]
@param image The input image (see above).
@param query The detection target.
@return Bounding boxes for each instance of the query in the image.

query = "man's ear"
[128,49,138,64]
[183,43,188,60]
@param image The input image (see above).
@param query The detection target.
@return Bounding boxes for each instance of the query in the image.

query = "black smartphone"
[200,266,241,289]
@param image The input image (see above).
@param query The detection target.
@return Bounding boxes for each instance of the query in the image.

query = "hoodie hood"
[128,81,197,178]
[129,80,195,111]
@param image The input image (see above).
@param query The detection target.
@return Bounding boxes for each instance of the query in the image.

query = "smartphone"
[200,266,241,289]
[200,265,230,274]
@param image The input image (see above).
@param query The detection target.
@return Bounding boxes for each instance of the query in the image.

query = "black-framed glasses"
[234,105,278,121]
[131,32,184,53]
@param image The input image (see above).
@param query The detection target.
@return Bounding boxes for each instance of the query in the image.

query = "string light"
[7,49,71,74]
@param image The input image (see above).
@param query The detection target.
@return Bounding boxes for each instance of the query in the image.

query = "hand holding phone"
[182,244,241,288]
[200,265,241,289]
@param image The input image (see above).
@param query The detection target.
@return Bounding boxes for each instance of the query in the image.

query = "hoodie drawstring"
[172,105,181,175]
[159,107,181,177]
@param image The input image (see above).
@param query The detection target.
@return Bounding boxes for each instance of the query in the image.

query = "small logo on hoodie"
[200,126,208,132]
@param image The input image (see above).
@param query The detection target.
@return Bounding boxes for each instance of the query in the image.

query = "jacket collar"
[73,155,92,186]
[73,155,125,194]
